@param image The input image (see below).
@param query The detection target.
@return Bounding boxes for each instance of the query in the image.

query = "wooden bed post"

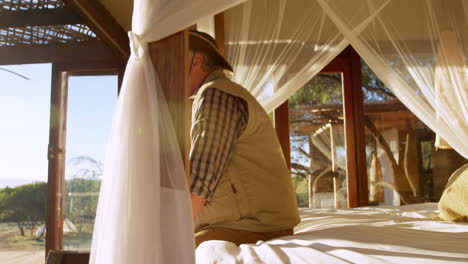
[149,31,191,180]
[46,63,68,256]
[275,102,292,171]
[342,48,369,207]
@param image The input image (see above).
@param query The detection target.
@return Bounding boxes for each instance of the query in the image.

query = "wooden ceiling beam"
[65,0,130,59]
[0,8,83,28]
[0,40,121,65]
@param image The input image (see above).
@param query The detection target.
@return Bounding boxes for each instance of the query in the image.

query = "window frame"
[46,61,123,257]
[274,46,369,208]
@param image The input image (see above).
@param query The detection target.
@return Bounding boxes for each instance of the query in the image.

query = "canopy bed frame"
[1,0,467,263]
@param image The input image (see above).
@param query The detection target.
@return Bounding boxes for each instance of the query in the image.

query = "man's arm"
[189,88,248,218]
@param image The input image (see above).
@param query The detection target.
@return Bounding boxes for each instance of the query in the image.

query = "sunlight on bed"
[196,203,468,264]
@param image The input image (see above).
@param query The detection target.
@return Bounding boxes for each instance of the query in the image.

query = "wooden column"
[149,31,191,177]
[350,48,369,207]
[342,48,369,207]
[275,101,291,170]
[214,13,225,55]
[46,64,68,255]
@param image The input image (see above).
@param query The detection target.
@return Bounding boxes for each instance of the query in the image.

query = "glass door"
[289,73,348,208]
[63,74,117,250]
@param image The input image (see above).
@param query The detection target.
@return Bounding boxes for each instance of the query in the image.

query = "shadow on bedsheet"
[274,225,468,262]
[273,242,468,263]
[297,211,439,231]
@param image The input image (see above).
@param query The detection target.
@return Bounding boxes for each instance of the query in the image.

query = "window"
[289,73,348,208]
[361,61,467,206]
[286,48,466,208]
[63,75,117,250]
[0,64,51,263]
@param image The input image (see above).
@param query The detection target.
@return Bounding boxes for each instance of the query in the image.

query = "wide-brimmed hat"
[189,30,233,73]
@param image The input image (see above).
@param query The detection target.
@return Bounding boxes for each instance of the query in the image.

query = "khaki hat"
[189,30,233,73]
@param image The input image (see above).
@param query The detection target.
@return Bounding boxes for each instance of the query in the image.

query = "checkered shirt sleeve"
[189,88,248,201]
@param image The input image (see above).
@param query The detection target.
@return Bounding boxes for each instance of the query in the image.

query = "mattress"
[196,203,468,263]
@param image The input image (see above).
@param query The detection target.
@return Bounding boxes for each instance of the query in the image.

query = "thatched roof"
[0,0,96,46]
[290,100,419,135]
[0,0,128,65]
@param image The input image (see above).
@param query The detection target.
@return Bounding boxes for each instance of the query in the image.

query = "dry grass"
[0,251,44,264]
[0,223,16,233]
[0,233,45,251]
[0,222,93,251]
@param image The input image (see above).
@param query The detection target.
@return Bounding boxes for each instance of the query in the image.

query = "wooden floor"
[0,251,44,264]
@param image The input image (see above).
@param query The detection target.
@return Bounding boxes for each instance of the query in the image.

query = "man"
[188,30,300,247]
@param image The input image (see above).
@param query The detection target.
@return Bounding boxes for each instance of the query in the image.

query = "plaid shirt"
[190,87,248,201]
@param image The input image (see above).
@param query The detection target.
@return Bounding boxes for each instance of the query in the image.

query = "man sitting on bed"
[188,30,300,247]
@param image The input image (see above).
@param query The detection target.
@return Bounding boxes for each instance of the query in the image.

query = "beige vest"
[193,71,300,232]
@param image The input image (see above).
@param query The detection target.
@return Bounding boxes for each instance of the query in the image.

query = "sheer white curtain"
[317,0,468,158]
[90,0,468,262]
[224,0,349,113]
[90,0,246,263]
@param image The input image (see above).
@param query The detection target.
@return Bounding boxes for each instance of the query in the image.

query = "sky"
[0,64,117,187]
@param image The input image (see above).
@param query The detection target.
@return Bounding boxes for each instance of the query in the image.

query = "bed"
[196,203,468,263]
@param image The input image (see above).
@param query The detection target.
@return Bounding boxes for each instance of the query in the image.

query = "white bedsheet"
[196,203,468,263]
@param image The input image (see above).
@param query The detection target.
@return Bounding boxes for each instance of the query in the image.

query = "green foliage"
[289,73,342,109]
[0,182,47,236]
[65,178,101,232]
[0,187,12,219]
[292,174,305,185]
[0,155,103,240]
[292,176,310,208]
[295,193,309,208]
[360,60,395,102]
[65,156,103,233]
[289,61,395,111]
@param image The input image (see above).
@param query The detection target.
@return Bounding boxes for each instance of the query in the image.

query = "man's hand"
[191,193,206,218]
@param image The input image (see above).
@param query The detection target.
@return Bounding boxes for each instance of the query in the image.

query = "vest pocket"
[196,178,241,228]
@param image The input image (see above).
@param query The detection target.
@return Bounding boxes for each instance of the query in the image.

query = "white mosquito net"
[90,0,247,263]
[91,0,468,263]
